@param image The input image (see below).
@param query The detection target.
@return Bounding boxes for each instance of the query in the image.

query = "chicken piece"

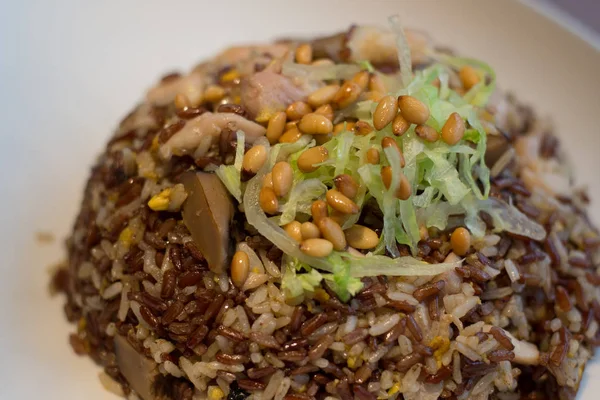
[146,71,207,107]
[240,70,307,121]
[159,112,266,159]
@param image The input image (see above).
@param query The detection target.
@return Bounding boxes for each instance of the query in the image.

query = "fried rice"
[51,22,600,400]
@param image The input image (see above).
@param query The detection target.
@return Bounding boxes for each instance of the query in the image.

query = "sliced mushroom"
[159,112,266,160]
[114,335,158,400]
[485,133,511,168]
[180,171,234,273]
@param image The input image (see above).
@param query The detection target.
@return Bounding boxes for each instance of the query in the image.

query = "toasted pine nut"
[286,101,312,121]
[333,81,362,109]
[259,187,278,214]
[272,161,293,197]
[311,200,328,221]
[266,112,287,144]
[398,174,412,200]
[415,124,439,142]
[326,189,359,214]
[314,104,334,121]
[354,121,373,135]
[333,122,355,134]
[311,58,335,67]
[174,93,190,110]
[284,221,303,243]
[381,166,412,200]
[279,127,302,143]
[351,70,370,91]
[381,137,405,168]
[231,251,250,287]
[419,225,429,241]
[298,146,328,173]
[295,43,313,65]
[373,95,398,130]
[242,145,267,174]
[298,113,333,135]
[333,174,358,199]
[262,173,274,189]
[441,112,466,145]
[317,217,347,251]
[451,227,471,256]
[344,224,379,250]
[347,246,365,257]
[369,73,386,93]
[307,85,340,108]
[363,91,384,102]
[459,65,479,90]
[301,222,321,239]
[366,148,380,164]
[204,85,226,103]
[392,113,410,136]
[329,210,350,226]
[285,121,298,130]
[398,95,430,125]
[300,238,333,257]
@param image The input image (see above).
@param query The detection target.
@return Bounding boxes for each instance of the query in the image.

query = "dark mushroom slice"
[114,335,158,400]
[180,171,234,273]
[485,132,511,168]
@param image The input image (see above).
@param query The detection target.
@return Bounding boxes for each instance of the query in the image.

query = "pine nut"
[415,124,439,142]
[326,189,359,214]
[333,174,358,199]
[314,104,334,121]
[263,173,274,189]
[307,85,340,108]
[351,71,370,91]
[286,101,312,121]
[334,122,355,134]
[259,187,278,214]
[174,93,190,110]
[242,145,267,174]
[344,224,379,250]
[373,95,398,130]
[381,137,405,167]
[317,217,347,251]
[366,148,380,164]
[301,222,321,239]
[285,121,298,130]
[363,91,384,102]
[381,166,412,200]
[284,221,303,243]
[204,85,226,103]
[298,113,333,135]
[392,114,410,136]
[441,112,465,145]
[329,210,350,226]
[451,227,471,256]
[459,65,479,90]
[279,127,302,143]
[272,161,293,197]
[298,146,328,173]
[295,43,313,65]
[347,246,365,258]
[354,121,373,135]
[300,238,333,257]
[311,58,335,67]
[231,251,250,287]
[398,95,430,125]
[266,112,287,144]
[369,74,386,93]
[333,81,362,109]
[314,133,333,146]
[311,200,328,221]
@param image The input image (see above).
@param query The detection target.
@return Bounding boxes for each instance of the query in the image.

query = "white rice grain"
[369,314,400,336]
[164,360,184,377]
[455,341,482,361]
[102,281,123,299]
[504,260,521,283]
[386,291,418,305]
[243,273,270,291]
[252,313,277,335]
[236,306,251,334]
[273,377,291,400]
[262,370,285,400]
[472,372,497,395]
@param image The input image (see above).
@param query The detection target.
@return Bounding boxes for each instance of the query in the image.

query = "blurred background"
[0,1,598,399]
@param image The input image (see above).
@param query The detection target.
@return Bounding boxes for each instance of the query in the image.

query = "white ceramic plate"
[1,1,599,399]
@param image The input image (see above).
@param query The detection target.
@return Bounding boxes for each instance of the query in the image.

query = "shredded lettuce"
[215,131,245,202]
[281,256,323,299]
[282,62,361,81]
[278,179,327,225]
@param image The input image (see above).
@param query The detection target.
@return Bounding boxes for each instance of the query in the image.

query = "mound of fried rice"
[52,23,600,400]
